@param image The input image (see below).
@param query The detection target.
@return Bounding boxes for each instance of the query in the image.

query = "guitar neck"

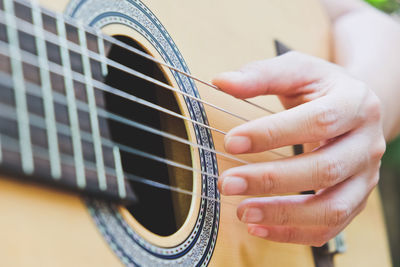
[0,0,136,203]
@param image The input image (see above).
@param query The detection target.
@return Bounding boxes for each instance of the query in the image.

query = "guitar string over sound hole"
[104,35,193,236]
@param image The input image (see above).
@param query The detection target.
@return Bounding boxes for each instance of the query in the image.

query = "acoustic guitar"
[0,0,392,266]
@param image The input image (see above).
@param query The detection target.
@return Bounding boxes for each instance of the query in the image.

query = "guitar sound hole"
[104,35,193,236]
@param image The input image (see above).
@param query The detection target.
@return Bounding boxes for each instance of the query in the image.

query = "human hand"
[212,51,386,246]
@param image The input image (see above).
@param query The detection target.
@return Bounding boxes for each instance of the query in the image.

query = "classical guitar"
[0,0,392,266]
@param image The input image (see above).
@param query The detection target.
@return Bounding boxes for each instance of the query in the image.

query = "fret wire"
[3,0,34,174]
[96,29,108,77]
[113,146,127,199]
[56,13,86,188]
[0,11,289,158]
[31,0,61,179]
[78,21,107,191]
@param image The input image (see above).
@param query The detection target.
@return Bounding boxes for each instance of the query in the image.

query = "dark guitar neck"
[0,0,137,203]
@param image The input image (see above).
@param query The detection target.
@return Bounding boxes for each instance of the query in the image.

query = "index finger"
[212,51,337,99]
[224,91,366,154]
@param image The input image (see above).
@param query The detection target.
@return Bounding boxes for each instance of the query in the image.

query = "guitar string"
[0,45,275,167]
[0,98,221,181]
[25,78,250,165]
[0,75,230,203]
[0,102,232,204]
[3,8,256,124]
[0,133,236,206]
[14,0,277,116]
[0,66,259,181]
[0,21,290,158]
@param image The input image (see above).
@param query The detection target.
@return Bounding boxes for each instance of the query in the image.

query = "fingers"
[244,172,374,246]
[245,187,369,246]
[212,51,336,99]
[219,129,372,196]
[224,89,369,154]
[236,172,376,228]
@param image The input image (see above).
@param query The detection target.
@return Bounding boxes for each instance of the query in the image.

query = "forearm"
[321,0,400,141]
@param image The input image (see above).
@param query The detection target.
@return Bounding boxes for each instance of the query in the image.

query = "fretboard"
[0,0,136,203]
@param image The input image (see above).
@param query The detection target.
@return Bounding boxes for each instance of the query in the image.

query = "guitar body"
[0,0,392,266]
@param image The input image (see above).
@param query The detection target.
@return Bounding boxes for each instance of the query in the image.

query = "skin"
[212,0,400,246]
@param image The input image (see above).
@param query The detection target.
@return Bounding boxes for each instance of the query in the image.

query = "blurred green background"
[363,1,400,266]
[380,138,400,266]
[365,0,400,13]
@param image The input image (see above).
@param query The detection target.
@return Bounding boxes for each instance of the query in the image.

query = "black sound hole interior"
[104,35,193,236]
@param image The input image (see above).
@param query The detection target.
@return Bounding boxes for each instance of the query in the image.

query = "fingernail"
[249,226,269,238]
[241,208,263,223]
[221,176,248,195]
[225,136,251,154]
